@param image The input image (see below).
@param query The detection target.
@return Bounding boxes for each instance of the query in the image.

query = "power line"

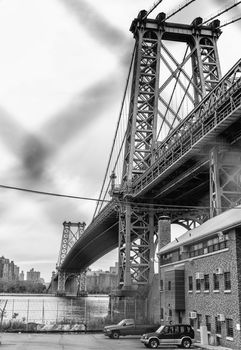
[1,183,241,212]
[0,184,111,203]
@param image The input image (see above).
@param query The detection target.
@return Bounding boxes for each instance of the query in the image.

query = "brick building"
[158,206,241,349]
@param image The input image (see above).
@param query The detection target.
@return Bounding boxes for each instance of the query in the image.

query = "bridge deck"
[61,59,241,272]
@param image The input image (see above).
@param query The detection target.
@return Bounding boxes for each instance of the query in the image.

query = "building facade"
[0,256,19,281]
[26,268,41,282]
[158,207,241,349]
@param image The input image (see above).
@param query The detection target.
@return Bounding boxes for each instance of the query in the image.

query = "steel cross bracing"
[57,221,86,269]
[132,59,241,197]
[116,13,223,291]
[122,14,221,188]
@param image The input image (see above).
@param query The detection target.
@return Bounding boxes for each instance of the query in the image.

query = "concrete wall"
[147,274,160,324]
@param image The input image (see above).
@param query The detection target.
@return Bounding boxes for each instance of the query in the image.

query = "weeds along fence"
[0,297,109,332]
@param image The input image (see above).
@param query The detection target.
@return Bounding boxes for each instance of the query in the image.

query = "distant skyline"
[0,0,241,281]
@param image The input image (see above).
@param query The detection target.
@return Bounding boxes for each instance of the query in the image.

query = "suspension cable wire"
[92,43,136,220]
[218,14,241,28]
[143,0,164,19]
[201,0,241,25]
[165,0,197,21]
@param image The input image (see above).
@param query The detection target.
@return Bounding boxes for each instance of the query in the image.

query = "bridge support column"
[118,204,155,296]
[56,270,66,296]
[77,272,87,297]
[210,147,241,217]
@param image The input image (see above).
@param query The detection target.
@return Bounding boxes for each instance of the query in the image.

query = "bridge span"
[52,9,241,302]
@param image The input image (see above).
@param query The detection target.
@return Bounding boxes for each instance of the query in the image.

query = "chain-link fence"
[0,296,109,332]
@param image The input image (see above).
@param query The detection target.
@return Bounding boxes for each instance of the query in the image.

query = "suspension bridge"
[50,0,241,304]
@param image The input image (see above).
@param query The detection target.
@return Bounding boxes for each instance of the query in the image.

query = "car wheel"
[181,338,191,348]
[112,331,120,339]
[149,338,159,349]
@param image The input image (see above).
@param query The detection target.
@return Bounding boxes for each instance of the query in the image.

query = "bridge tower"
[117,11,222,295]
[56,221,86,296]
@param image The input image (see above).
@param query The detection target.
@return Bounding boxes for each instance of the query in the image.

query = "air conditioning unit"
[215,268,223,275]
[217,314,225,322]
[189,311,197,319]
[218,231,224,242]
[165,316,172,322]
[195,272,204,280]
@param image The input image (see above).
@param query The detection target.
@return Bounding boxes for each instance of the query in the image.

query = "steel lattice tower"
[118,11,222,294]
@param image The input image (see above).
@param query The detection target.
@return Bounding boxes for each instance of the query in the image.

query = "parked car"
[140,323,194,348]
[103,318,157,339]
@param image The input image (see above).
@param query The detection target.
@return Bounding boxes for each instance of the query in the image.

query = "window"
[213,273,219,290]
[226,318,233,338]
[204,274,210,291]
[169,309,172,316]
[160,308,164,320]
[190,318,194,327]
[215,317,221,334]
[188,276,193,291]
[160,279,163,291]
[168,281,171,290]
[197,314,202,330]
[224,272,231,290]
[196,278,201,291]
[205,315,211,332]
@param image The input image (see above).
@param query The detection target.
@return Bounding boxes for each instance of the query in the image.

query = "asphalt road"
[0,333,201,350]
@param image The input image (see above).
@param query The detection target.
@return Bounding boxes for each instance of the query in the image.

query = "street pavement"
[0,333,201,350]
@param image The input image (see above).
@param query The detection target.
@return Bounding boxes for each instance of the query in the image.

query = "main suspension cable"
[219,14,241,28]
[202,0,241,25]
[92,43,136,219]
[165,0,197,21]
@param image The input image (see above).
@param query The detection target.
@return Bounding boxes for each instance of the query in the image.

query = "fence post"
[42,299,45,324]
[56,301,59,323]
[71,299,73,324]
[26,299,30,331]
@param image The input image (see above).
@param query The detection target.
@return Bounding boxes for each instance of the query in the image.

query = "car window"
[180,325,185,333]
[186,325,191,333]
[174,325,179,334]
[163,326,169,334]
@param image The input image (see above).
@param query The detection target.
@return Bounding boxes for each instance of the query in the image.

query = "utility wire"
[0,184,111,203]
[0,183,241,212]
[201,0,241,25]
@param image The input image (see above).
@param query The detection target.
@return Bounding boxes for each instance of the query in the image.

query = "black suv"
[140,324,194,348]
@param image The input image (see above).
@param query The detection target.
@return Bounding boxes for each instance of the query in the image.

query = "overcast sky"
[0,0,241,282]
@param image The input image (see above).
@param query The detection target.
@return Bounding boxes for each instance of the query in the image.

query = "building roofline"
[158,205,241,255]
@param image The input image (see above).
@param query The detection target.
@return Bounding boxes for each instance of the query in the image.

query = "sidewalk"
[194,342,233,350]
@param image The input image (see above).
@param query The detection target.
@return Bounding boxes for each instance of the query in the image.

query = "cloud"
[59,0,128,51]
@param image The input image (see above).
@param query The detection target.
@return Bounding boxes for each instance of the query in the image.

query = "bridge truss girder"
[210,147,241,217]
[117,203,207,292]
